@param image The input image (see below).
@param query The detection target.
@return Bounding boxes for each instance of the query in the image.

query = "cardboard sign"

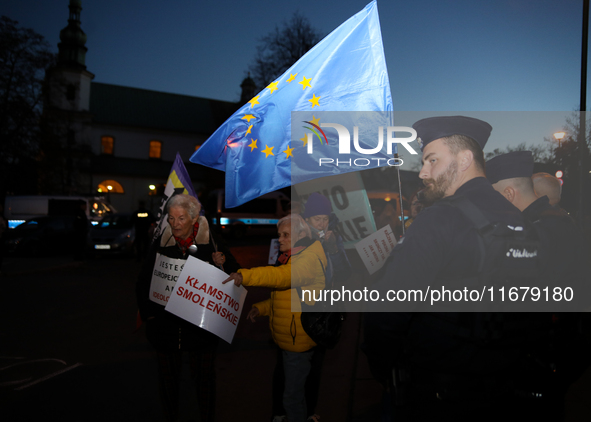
[355,224,397,275]
[165,256,247,343]
[149,253,186,305]
[294,172,376,249]
[268,238,280,264]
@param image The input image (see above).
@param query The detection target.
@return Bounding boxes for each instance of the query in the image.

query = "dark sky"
[5,0,589,163]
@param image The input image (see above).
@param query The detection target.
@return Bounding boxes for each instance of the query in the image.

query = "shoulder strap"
[445,196,492,272]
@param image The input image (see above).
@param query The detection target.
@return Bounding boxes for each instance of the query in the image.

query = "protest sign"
[355,224,396,275]
[149,253,186,305]
[165,256,247,343]
[268,238,280,264]
[294,171,376,249]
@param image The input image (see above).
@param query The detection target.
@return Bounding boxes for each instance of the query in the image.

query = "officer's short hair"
[443,134,486,173]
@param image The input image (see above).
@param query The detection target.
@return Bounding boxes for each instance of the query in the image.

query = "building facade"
[44,0,254,214]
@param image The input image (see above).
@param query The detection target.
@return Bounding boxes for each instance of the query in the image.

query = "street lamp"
[553,131,566,148]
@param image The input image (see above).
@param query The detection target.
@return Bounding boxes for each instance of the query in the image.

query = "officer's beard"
[422,160,458,203]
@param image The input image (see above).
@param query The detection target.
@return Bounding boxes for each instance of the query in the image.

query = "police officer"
[487,151,589,400]
[486,151,585,297]
[363,116,549,421]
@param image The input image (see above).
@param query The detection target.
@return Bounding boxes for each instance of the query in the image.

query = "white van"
[4,195,116,229]
[205,189,290,238]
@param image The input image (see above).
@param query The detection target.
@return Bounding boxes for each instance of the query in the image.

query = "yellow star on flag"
[248,139,258,151]
[248,96,260,108]
[262,145,274,158]
[309,94,321,108]
[283,145,294,158]
[266,81,279,94]
[242,114,256,123]
[245,125,253,136]
[299,76,312,90]
[300,134,309,147]
[286,73,298,83]
[310,115,320,126]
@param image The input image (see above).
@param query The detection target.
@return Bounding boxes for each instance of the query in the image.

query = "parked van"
[205,189,289,238]
[4,195,116,229]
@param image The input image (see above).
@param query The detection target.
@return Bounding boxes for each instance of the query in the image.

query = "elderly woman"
[136,194,238,422]
[224,214,327,422]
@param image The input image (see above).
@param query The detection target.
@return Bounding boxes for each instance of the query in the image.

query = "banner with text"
[355,224,396,275]
[293,171,377,249]
[165,256,247,343]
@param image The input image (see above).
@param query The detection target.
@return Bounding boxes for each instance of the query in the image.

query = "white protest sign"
[149,253,186,305]
[293,172,376,249]
[355,224,397,275]
[165,256,247,343]
[268,238,280,264]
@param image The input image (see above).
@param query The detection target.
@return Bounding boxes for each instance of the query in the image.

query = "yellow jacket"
[238,239,327,352]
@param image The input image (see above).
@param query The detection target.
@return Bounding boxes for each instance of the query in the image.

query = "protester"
[131,201,155,262]
[223,214,326,422]
[136,194,238,422]
[301,192,351,286]
[363,116,559,421]
[403,190,425,230]
[532,172,562,206]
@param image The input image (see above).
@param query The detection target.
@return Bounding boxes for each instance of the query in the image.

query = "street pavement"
[1,239,590,421]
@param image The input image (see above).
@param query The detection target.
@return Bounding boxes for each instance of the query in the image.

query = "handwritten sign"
[354,224,397,275]
[294,172,376,249]
[149,253,186,305]
[165,256,247,343]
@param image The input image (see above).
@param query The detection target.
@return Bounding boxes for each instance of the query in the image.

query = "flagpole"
[579,0,588,228]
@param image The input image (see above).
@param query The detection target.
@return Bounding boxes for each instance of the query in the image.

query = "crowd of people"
[135,115,588,422]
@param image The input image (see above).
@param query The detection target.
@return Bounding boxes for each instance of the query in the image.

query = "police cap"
[486,151,534,184]
[412,115,493,151]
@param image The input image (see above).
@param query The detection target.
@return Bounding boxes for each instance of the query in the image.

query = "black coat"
[136,221,239,352]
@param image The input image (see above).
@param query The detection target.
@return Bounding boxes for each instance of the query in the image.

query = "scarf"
[174,222,200,252]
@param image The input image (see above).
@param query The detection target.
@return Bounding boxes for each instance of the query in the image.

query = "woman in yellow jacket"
[224,213,327,422]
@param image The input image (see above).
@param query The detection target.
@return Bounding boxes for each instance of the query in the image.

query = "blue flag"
[190,1,393,207]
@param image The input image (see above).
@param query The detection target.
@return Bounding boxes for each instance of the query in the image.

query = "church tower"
[46,0,94,112]
[42,0,94,195]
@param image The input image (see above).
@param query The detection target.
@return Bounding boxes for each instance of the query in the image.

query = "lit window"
[97,179,124,193]
[101,136,114,155]
[149,140,162,159]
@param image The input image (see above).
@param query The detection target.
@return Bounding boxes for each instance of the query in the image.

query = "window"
[101,136,114,155]
[97,179,124,194]
[149,140,162,159]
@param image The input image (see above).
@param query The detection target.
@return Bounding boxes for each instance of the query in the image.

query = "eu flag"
[190,1,393,207]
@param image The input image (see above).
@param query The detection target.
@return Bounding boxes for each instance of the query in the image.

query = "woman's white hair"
[278,213,311,238]
[166,194,201,219]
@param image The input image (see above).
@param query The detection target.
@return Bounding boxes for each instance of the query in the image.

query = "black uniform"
[364,178,555,421]
[523,196,585,288]
[372,177,523,302]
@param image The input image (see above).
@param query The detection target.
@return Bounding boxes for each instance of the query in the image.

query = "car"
[89,213,136,256]
[3,215,83,256]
